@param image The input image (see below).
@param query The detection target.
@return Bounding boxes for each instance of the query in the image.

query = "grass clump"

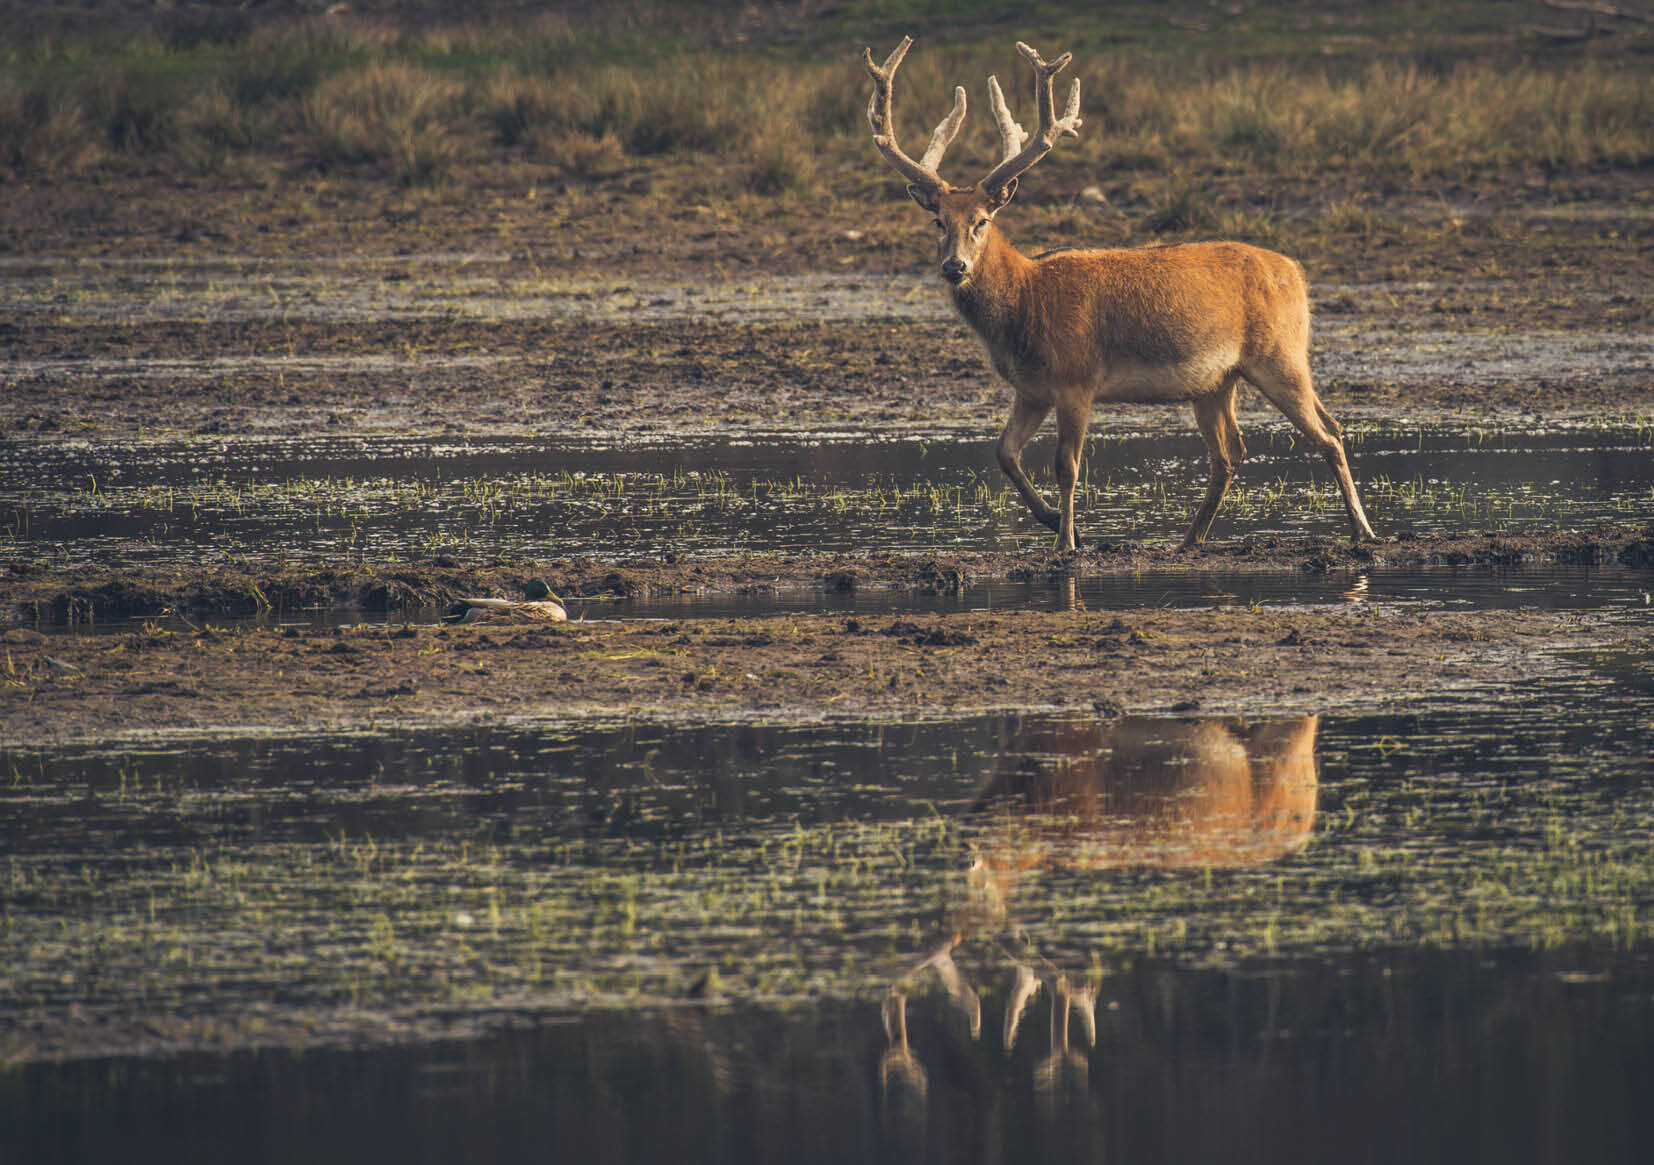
[302,61,462,183]
[1151,59,1654,177]
[0,77,95,174]
[0,10,1650,191]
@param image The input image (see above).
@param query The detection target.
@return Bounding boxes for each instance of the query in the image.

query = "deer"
[864,37,1379,553]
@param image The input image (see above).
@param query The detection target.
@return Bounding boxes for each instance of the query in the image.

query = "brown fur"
[924,200,1377,552]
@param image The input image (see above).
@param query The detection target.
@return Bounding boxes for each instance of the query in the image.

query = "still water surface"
[4,648,1652,1163]
[12,965,1651,1165]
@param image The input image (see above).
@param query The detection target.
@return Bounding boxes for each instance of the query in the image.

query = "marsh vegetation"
[4,3,1653,1158]
[4,2,1651,190]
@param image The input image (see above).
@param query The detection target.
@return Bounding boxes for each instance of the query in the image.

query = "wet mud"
[3,600,1647,746]
[4,167,1652,440]
[4,158,1653,1112]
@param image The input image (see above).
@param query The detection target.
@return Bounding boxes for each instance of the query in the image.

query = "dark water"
[574,562,1652,619]
[33,561,1654,639]
[3,647,1652,1163]
[4,425,1650,569]
[9,962,1652,1165]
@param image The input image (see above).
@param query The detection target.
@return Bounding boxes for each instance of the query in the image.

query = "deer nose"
[941,258,968,284]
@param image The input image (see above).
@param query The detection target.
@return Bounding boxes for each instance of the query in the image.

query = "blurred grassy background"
[1,1,1649,192]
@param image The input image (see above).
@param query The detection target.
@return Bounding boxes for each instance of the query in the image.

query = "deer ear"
[906,184,939,213]
[986,177,1018,212]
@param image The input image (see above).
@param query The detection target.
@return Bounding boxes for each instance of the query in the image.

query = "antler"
[863,36,967,194]
[980,41,1083,197]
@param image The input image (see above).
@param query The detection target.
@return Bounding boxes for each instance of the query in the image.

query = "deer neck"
[950,226,1035,342]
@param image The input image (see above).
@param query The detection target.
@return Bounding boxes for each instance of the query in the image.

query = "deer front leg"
[996,397,1059,534]
[1053,399,1092,553]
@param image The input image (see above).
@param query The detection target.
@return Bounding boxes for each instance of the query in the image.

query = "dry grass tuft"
[1320,198,1384,238]
[538,130,629,180]
[1,21,1649,191]
[301,61,463,183]
[0,79,97,175]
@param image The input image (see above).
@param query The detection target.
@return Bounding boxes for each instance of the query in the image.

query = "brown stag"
[864,37,1378,552]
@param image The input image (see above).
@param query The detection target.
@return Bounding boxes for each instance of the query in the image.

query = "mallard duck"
[445,580,567,625]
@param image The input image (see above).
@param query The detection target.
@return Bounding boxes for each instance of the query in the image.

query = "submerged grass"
[6,421,1652,570]
[2,687,1652,1055]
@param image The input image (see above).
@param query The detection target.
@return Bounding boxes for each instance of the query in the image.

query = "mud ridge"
[5,604,1647,748]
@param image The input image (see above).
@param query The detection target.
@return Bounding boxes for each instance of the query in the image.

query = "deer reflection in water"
[882,713,1319,1098]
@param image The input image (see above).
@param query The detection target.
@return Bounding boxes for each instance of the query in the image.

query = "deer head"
[864,37,1082,285]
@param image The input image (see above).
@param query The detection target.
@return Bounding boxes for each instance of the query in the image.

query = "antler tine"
[864,36,964,193]
[985,74,1027,165]
[979,41,1083,197]
[918,85,968,173]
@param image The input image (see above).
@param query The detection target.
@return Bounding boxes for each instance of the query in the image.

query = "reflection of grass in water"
[0,810,961,1012]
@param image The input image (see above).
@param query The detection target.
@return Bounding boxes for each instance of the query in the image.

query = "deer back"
[954,238,1310,397]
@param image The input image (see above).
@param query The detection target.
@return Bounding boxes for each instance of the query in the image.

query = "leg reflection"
[879,989,928,1101]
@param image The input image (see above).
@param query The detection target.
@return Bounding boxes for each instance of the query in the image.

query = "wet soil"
[4,598,1646,746]
[4,165,1652,439]
[4,163,1651,740]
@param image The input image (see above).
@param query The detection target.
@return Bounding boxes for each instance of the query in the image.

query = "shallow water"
[3,647,1652,1161]
[4,425,1650,580]
[572,562,1654,620]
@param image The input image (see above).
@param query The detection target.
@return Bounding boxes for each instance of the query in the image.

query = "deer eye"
[971,219,987,234]
[932,219,945,232]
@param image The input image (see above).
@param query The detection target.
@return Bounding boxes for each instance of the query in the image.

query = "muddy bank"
[4,164,1652,440]
[6,314,1651,440]
[4,600,1645,746]
[5,525,1650,627]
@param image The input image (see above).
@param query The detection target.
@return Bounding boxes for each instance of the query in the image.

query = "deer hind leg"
[1182,377,1247,550]
[1243,354,1378,544]
[996,397,1059,533]
[1052,398,1092,553]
